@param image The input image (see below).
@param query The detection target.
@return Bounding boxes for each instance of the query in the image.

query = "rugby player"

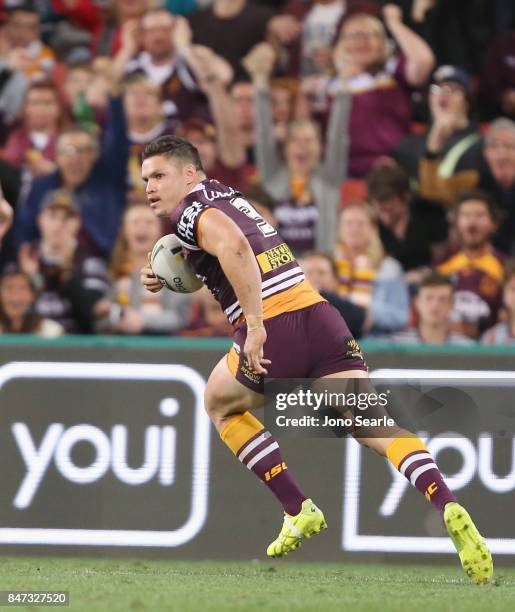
[140,135,493,584]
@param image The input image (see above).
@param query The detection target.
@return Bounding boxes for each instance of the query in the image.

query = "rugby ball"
[150,234,203,293]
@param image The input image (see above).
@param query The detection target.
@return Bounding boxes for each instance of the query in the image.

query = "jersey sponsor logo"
[177,201,206,245]
[203,186,235,202]
[256,243,295,272]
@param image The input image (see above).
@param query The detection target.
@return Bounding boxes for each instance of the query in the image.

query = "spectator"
[269,78,296,145]
[245,41,350,255]
[397,0,492,75]
[0,166,21,271]
[388,273,473,345]
[17,69,129,256]
[62,61,113,122]
[181,286,232,337]
[230,80,256,163]
[188,0,274,81]
[3,81,60,178]
[2,5,55,82]
[366,164,448,279]
[99,204,192,335]
[176,46,247,190]
[18,191,108,333]
[479,29,515,120]
[482,264,515,345]
[419,118,515,254]
[302,4,434,177]
[437,191,505,338]
[278,0,346,78]
[335,202,409,334]
[0,57,29,136]
[0,268,64,336]
[0,195,14,252]
[95,0,150,57]
[300,250,366,337]
[123,73,175,203]
[394,65,480,182]
[116,11,232,123]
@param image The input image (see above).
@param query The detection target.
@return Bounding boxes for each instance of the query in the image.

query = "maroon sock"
[398,450,457,512]
[236,430,306,516]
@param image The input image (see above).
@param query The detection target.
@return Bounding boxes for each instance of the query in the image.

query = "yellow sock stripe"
[220,412,264,455]
[386,435,429,470]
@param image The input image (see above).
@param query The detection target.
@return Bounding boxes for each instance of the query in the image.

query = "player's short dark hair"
[452,190,500,223]
[366,164,411,202]
[142,135,204,172]
[418,273,454,294]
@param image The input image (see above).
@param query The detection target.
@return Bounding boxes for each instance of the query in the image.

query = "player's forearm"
[217,236,263,323]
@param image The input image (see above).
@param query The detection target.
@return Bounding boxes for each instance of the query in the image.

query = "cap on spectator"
[39,190,80,217]
[178,119,216,142]
[433,65,472,97]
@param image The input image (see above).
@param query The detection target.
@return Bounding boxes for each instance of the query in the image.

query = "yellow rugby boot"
[444,502,493,584]
[267,499,327,558]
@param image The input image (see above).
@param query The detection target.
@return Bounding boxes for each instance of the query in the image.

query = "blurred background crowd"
[0,0,514,345]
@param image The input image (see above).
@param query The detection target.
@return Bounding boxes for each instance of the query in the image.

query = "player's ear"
[183,163,197,182]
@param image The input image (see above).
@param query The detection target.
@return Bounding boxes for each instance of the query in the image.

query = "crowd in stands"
[0,0,515,346]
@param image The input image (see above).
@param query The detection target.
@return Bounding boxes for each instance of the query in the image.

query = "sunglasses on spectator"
[430,83,464,95]
[57,144,96,156]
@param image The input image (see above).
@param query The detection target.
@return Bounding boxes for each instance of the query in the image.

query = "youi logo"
[0,362,210,547]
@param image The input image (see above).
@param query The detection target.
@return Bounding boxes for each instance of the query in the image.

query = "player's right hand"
[244,327,271,375]
[141,253,163,293]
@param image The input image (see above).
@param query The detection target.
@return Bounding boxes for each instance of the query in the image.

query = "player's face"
[416,286,454,326]
[142,155,196,217]
[456,200,495,249]
[503,276,515,313]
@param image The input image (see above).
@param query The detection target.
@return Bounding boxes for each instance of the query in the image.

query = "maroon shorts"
[227,301,368,394]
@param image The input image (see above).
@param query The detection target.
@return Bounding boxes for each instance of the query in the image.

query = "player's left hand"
[244,327,271,375]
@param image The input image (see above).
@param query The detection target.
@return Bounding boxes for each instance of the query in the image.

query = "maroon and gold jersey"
[169,178,324,324]
[437,247,504,336]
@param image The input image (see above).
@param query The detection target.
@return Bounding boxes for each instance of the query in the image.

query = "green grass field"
[0,558,513,612]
